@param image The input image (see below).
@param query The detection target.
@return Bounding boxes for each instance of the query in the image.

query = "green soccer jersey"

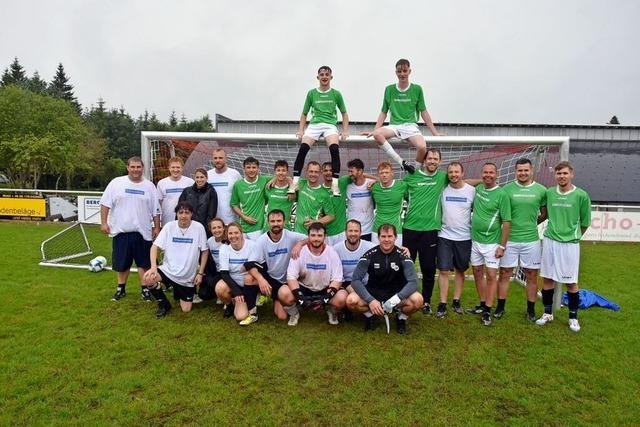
[381,83,427,125]
[403,170,448,231]
[544,186,591,243]
[471,184,512,244]
[265,184,294,230]
[294,180,335,234]
[324,176,349,237]
[302,88,347,125]
[230,175,270,233]
[371,179,408,232]
[503,181,547,243]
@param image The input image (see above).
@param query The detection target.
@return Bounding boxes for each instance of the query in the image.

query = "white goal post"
[141,131,569,309]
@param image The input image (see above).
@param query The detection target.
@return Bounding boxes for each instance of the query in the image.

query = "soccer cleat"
[396,318,407,334]
[435,304,447,319]
[111,288,126,301]
[155,305,171,319]
[239,314,258,326]
[466,305,484,315]
[326,308,339,325]
[364,316,376,331]
[331,183,341,198]
[568,319,581,332]
[223,304,234,318]
[481,312,492,326]
[401,161,415,174]
[452,303,464,315]
[192,294,203,304]
[526,312,537,322]
[256,294,268,307]
[287,312,300,327]
[141,288,154,302]
[493,309,505,319]
[287,182,298,195]
[421,303,432,315]
[535,313,554,326]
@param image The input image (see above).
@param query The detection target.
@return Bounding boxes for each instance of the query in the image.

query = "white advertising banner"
[78,196,102,224]
[582,211,640,242]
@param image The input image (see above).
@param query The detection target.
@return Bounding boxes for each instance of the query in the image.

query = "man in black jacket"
[346,223,423,334]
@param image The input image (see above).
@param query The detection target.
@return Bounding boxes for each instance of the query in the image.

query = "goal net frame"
[141,131,569,309]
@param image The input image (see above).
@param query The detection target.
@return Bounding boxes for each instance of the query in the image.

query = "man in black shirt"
[346,223,423,334]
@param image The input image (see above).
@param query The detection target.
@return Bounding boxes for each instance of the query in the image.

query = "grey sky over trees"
[2,0,638,125]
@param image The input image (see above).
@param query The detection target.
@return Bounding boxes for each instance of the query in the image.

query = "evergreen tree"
[169,111,178,128]
[1,57,27,87]
[0,69,10,87]
[48,63,81,113]
[25,71,47,94]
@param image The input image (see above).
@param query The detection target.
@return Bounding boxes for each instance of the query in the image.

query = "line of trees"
[0,57,214,189]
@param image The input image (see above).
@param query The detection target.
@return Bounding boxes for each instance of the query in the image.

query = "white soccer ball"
[88,256,107,272]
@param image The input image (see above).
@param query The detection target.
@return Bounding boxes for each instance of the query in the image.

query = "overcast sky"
[2,0,638,125]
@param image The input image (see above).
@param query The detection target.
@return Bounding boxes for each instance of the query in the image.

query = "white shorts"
[500,241,542,269]
[303,123,339,141]
[470,241,500,269]
[244,230,265,241]
[372,232,403,247]
[325,232,345,247]
[385,123,423,140]
[540,237,580,284]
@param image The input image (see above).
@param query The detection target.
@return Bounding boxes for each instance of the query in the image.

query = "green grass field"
[1,222,639,426]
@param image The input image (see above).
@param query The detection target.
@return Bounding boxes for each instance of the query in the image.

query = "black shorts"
[367,287,397,303]
[158,270,195,302]
[361,233,372,242]
[199,274,221,300]
[342,281,352,290]
[299,285,328,298]
[112,232,152,272]
[437,237,471,272]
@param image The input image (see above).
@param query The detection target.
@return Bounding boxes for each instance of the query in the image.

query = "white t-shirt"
[255,230,307,283]
[333,239,375,282]
[156,175,195,226]
[207,167,241,224]
[155,220,207,286]
[346,179,376,234]
[100,176,160,241]
[218,239,259,288]
[439,183,476,241]
[287,244,343,291]
[206,237,225,269]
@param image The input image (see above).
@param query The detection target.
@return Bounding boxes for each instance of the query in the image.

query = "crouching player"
[346,224,423,334]
[282,222,346,326]
[143,201,209,318]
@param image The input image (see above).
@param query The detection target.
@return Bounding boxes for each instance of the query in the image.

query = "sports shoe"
[192,294,203,304]
[481,312,492,326]
[396,318,407,334]
[331,183,341,198]
[421,303,432,315]
[568,318,581,332]
[452,303,464,315]
[327,308,339,325]
[493,309,505,319]
[526,312,537,322]
[216,298,223,305]
[364,316,376,331]
[141,288,153,302]
[239,314,258,326]
[111,288,126,301]
[155,305,171,319]
[256,294,268,307]
[535,313,554,326]
[287,312,300,326]
[223,304,234,318]
[287,182,298,195]
[466,305,484,315]
[401,161,415,174]
[435,304,447,319]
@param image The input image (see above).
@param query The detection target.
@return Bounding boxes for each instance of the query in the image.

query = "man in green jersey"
[230,157,271,241]
[371,161,407,246]
[321,162,349,246]
[265,160,294,231]
[292,161,336,234]
[362,58,443,174]
[498,158,547,321]
[469,162,511,326]
[291,66,349,197]
[536,161,591,333]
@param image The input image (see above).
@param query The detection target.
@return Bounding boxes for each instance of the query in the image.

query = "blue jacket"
[562,289,620,311]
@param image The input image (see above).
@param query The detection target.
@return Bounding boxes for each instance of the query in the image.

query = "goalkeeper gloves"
[292,288,304,306]
[382,294,401,313]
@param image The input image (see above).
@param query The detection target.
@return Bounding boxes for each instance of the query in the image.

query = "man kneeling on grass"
[346,224,422,334]
[143,201,209,319]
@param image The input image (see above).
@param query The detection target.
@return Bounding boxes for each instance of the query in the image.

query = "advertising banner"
[0,194,46,220]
